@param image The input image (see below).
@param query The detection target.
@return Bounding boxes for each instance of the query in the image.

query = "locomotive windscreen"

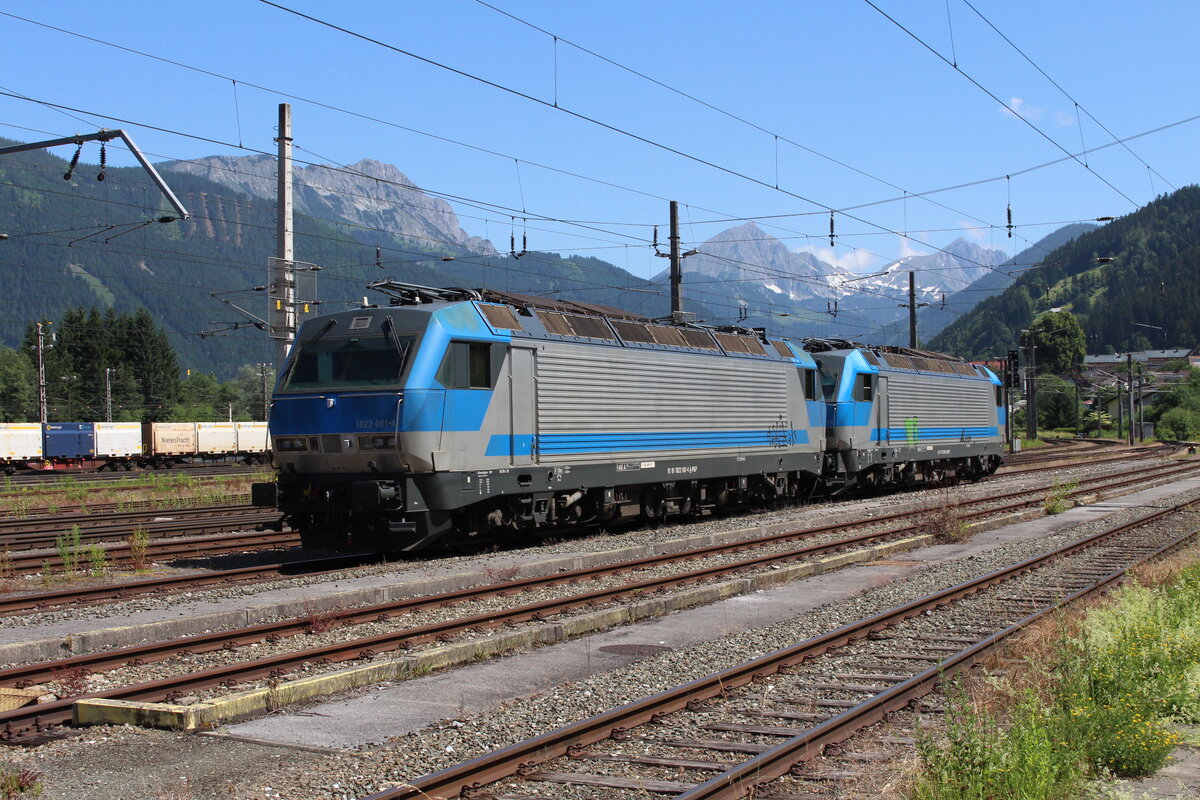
[277,334,415,392]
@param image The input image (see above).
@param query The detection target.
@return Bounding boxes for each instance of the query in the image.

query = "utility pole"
[35,322,47,425]
[259,363,271,422]
[104,367,112,423]
[269,102,295,368]
[1095,387,1102,437]
[908,271,918,349]
[669,200,683,318]
[1127,352,1135,445]
[1137,371,1145,442]
[1025,332,1038,441]
[1116,379,1123,441]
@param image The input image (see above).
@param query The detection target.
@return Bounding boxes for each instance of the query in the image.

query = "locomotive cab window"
[799,368,817,400]
[278,333,415,393]
[437,342,505,389]
[855,373,875,402]
[995,385,1003,406]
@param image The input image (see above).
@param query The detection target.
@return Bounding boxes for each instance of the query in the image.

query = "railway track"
[0,464,264,489]
[0,458,1192,743]
[999,442,1170,472]
[0,503,269,549]
[0,503,265,546]
[0,457,1191,614]
[0,495,252,519]
[1,523,295,576]
[360,496,1197,800]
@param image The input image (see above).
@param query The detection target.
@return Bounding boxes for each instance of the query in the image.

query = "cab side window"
[798,368,817,400]
[437,342,501,389]
[855,373,875,402]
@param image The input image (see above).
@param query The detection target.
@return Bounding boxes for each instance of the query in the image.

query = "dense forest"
[0,307,274,423]
[930,186,1200,358]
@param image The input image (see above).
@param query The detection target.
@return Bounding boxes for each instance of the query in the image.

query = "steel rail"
[0,504,262,544]
[0,554,370,615]
[678,521,1198,798]
[0,458,1189,616]
[0,464,1192,742]
[4,523,295,575]
[0,464,262,488]
[0,458,1190,688]
[1,496,253,520]
[359,495,1200,800]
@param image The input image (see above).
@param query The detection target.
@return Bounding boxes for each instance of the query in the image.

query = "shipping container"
[196,422,237,455]
[235,422,269,454]
[43,423,95,459]
[143,423,197,457]
[94,422,142,458]
[0,424,42,463]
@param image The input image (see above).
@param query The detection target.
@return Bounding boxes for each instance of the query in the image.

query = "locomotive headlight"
[275,436,310,452]
[358,435,397,451]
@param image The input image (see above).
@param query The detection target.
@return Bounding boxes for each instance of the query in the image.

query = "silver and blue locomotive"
[252,283,1002,551]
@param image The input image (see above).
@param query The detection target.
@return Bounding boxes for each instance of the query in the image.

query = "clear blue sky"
[2,1,1198,283]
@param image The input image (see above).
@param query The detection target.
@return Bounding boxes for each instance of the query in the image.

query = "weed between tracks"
[920,489,970,542]
[0,766,42,799]
[128,526,150,572]
[1043,480,1080,515]
[912,549,1200,799]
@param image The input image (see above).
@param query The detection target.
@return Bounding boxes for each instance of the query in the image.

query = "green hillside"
[930,186,1200,358]
[0,141,673,378]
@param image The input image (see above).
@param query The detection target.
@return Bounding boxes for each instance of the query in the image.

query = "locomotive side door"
[508,345,536,466]
[876,375,889,444]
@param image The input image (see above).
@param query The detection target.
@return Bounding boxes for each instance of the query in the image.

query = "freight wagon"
[0,422,272,473]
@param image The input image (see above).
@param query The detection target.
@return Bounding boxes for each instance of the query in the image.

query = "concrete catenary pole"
[908,271,918,349]
[271,103,295,368]
[1127,352,1135,445]
[1026,332,1038,442]
[669,200,683,318]
[35,322,47,425]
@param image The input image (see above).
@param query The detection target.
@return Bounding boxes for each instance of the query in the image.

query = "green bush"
[913,565,1200,796]
[913,687,1083,800]
[1157,407,1200,440]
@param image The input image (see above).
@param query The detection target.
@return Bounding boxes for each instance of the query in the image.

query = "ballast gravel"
[1,472,1195,800]
[2,457,1179,700]
[0,454,1167,638]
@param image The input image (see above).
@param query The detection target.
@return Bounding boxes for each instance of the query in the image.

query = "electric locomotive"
[253,282,827,551]
[806,339,1004,488]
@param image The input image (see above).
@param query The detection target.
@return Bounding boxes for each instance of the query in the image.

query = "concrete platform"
[215,476,1200,750]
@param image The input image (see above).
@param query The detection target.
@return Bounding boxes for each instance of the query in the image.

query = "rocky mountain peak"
[160,154,493,254]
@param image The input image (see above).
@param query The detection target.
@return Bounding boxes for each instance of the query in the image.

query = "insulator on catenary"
[63,142,82,181]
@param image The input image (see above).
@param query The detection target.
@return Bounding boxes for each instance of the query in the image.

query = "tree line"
[0,308,274,423]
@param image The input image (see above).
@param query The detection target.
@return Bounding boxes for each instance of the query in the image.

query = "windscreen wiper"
[382,316,410,370]
[278,318,337,384]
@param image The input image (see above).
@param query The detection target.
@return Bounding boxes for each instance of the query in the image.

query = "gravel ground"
[1,457,1181,704]
[0,455,1185,800]
[0,470,1192,800]
[0,454,1169,638]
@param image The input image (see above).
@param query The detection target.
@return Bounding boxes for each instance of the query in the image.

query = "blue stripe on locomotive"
[826,350,1003,442]
[486,428,812,457]
[271,302,826,458]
